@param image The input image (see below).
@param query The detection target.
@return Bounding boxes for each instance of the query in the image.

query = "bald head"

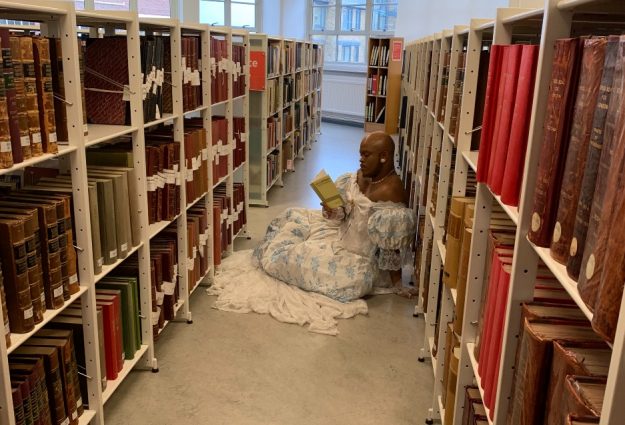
[359,131,395,178]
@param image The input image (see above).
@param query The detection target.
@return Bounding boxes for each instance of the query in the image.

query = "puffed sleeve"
[367,206,416,270]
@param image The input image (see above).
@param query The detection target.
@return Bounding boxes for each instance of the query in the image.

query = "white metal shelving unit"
[0,3,250,424]
[402,1,625,425]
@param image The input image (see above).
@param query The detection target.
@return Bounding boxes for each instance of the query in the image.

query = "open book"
[310,169,345,209]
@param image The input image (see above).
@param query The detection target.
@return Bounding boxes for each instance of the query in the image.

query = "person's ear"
[380,151,388,163]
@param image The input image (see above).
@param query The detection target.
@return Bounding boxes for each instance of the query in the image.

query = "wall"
[395,0,509,41]
[281,0,307,39]
[262,0,281,35]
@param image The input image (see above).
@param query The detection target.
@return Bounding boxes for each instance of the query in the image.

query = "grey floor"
[103,122,434,425]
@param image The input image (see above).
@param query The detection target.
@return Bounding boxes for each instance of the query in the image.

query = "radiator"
[321,72,366,124]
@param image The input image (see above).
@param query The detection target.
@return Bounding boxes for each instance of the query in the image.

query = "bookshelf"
[0,3,250,424]
[401,1,625,424]
[248,34,323,207]
[365,36,403,134]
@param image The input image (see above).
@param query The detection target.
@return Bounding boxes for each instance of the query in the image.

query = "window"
[309,0,397,68]
[75,0,172,16]
[200,0,258,30]
[139,0,171,17]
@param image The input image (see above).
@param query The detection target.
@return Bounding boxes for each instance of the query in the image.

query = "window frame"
[200,0,261,32]
[308,0,397,71]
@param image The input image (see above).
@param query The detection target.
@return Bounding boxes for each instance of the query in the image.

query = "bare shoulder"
[372,175,408,205]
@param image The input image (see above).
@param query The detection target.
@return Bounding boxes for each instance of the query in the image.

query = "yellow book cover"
[310,169,345,209]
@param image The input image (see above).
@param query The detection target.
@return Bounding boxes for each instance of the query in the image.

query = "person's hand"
[321,203,345,220]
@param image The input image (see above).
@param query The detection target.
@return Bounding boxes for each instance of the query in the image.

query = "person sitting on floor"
[251,131,416,302]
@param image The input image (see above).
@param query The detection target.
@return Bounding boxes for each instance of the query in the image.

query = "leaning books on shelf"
[310,169,344,209]
[375,106,386,124]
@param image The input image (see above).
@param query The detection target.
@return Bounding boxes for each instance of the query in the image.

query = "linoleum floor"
[103,122,434,425]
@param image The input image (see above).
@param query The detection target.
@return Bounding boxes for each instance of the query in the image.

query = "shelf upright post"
[451,18,495,424]
[125,15,159,372]
[493,1,572,423]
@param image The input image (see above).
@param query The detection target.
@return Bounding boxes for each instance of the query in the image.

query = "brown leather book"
[0,65,13,168]
[9,358,51,425]
[528,38,584,247]
[561,376,605,419]
[577,35,625,311]
[551,38,607,263]
[507,318,602,425]
[32,37,58,154]
[567,415,600,424]
[0,217,34,333]
[24,337,79,425]
[84,37,129,125]
[0,269,11,347]
[10,345,68,425]
[567,36,620,280]
[443,197,474,289]
[462,387,482,425]
[545,340,610,425]
[0,199,63,310]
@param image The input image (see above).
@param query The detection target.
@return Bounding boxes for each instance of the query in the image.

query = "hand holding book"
[310,169,345,209]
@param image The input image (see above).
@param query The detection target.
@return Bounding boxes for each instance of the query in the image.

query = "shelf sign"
[250,51,266,91]
[392,40,403,61]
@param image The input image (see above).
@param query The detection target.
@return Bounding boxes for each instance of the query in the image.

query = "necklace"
[371,169,395,185]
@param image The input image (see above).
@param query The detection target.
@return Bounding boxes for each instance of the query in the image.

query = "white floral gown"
[252,173,416,302]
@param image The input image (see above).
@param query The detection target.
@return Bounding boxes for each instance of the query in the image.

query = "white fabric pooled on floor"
[206,249,369,336]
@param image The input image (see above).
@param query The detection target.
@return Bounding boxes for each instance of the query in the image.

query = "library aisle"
[103,122,433,425]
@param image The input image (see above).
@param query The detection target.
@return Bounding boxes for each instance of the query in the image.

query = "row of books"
[295,72,309,99]
[527,35,625,343]
[267,42,281,76]
[312,46,322,68]
[476,44,540,207]
[140,36,166,123]
[267,152,280,187]
[283,76,294,105]
[367,74,388,96]
[267,116,280,151]
[282,138,293,172]
[295,43,306,70]
[448,51,467,140]
[282,109,293,138]
[183,120,210,204]
[436,51,451,123]
[365,102,385,123]
[211,116,229,184]
[232,44,246,98]
[232,116,246,170]
[232,183,247,239]
[462,387,488,424]
[0,32,62,169]
[182,35,202,112]
[0,184,80,336]
[311,69,322,91]
[211,36,229,104]
[266,78,280,115]
[284,43,296,74]
[369,43,390,67]
[187,204,210,292]
[213,186,231,267]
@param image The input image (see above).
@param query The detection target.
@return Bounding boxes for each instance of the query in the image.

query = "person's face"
[359,141,382,178]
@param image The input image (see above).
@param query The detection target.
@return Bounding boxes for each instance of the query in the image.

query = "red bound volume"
[527,38,584,247]
[500,45,539,206]
[550,38,607,264]
[489,45,522,193]
[476,45,503,183]
[477,252,501,387]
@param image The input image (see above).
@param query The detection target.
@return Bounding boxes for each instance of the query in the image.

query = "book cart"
[0,2,250,424]
[400,0,625,424]
[248,34,323,207]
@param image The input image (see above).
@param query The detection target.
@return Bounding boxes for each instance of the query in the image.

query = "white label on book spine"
[24,307,34,320]
[147,177,157,192]
[191,70,201,86]
[193,246,197,259]
[49,132,57,144]
[151,308,160,324]
[123,85,132,101]
[70,274,78,284]
[121,243,128,253]
[173,264,178,278]
[0,141,11,152]
[61,418,70,425]
[76,397,83,409]
[186,169,193,182]
[156,69,164,87]
[202,148,209,161]
[97,257,104,267]
[110,249,117,259]
[72,411,78,420]
[20,135,30,147]
[32,133,42,145]
[41,293,46,305]
[162,281,175,295]
[54,286,64,299]
[156,291,164,305]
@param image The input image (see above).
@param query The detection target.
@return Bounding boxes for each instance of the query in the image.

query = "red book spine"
[477,254,502,384]
[97,302,118,380]
[476,45,504,182]
[490,45,523,194]
[501,45,540,206]
[486,46,511,186]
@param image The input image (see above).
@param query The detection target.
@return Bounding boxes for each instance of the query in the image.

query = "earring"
[380,158,386,163]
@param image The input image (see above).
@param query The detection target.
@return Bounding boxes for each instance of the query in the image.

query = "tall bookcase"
[248,34,323,207]
[0,3,249,424]
[400,1,625,424]
[365,36,403,134]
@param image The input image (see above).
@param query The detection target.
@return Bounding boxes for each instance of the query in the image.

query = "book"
[561,376,605,419]
[310,169,345,209]
[500,44,539,206]
[527,38,584,247]
[550,38,607,264]
[567,36,620,280]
